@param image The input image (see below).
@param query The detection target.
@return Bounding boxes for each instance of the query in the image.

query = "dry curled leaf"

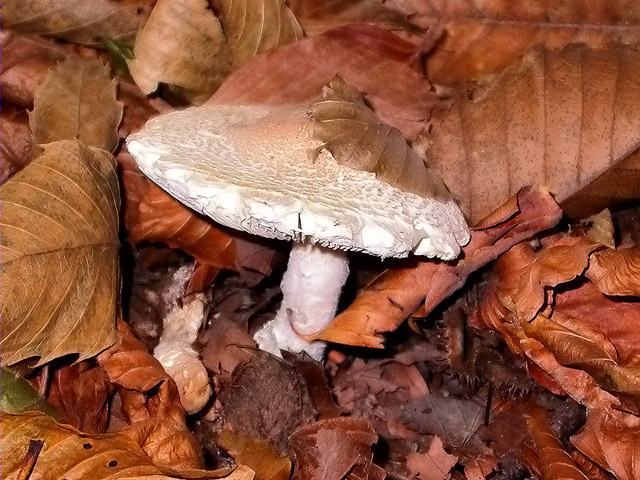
[394,0,640,86]
[586,246,640,296]
[214,0,303,66]
[30,58,123,151]
[3,0,152,46]
[406,436,458,480]
[0,140,120,366]
[425,44,640,223]
[217,431,291,480]
[0,411,245,480]
[211,24,439,140]
[128,0,232,103]
[315,186,561,348]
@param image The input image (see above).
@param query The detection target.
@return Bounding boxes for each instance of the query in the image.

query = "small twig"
[484,384,494,426]
[16,439,44,480]
[38,365,51,399]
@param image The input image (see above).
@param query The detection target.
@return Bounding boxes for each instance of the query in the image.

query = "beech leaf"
[0,140,120,366]
[3,0,152,46]
[0,411,248,480]
[30,58,123,152]
[425,44,640,223]
[586,246,640,296]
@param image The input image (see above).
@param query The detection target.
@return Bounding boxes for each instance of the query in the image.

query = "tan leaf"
[391,0,640,86]
[315,186,561,348]
[526,410,589,480]
[217,431,291,480]
[0,140,120,366]
[571,409,640,480]
[406,436,458,480]
[2,0,152,46]
[214,0,303,66]
[0,411,244,480]
[30,58,123,152]
[424,44,640,223]
[211,24,439,140]
[128,0,232,103]
[586,246,640,296]
[312,77,452,201]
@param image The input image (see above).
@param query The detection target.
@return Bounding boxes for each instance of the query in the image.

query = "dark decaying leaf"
[30,58,123,152]
[0,104,35,184]
[2,0,152,46]
[424,44,640,223]
[0,141,120,366]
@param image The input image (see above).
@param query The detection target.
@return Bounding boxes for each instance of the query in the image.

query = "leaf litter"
[2,2,640,480]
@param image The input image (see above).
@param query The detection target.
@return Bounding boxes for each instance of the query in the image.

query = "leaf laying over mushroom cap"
[2,0,152,46]
[424,43,640,223]
[30,58,123,152]
[0,140,120,366]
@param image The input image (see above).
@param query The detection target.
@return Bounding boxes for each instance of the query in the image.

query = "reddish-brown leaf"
[210,24,439,140]
[424,44,640,223]
[217,431,291,480]
[0,104,35,184]
[314,186,561,348]
[406,436,458,480]
[586,246,640,296]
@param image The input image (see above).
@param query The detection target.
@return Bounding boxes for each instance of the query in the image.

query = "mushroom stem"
[254,241,350,360]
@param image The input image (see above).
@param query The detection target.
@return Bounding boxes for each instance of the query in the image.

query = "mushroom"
[127,80,470,360]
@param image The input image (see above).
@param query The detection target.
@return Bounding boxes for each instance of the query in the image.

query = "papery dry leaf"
[3,0,152,46]
[289,0,415,37]
[571,409,640,480]
[128,0,232,103]
[406,436,458,480]
[0,140,120,366]
[0,411,244,480]
[583,209,615,249]
[571,450,615,480]
[214,0,303,66]
[312,77,451,201]
[30,58,123,152]
[120,151,279,281]
[425,44,640,223]
[217,431,291,480]
[0,104,35,184]
[211,24,439,140]
[315,186,561,347]
[586,246,640,296]
[526,410,589,480]
[391,0,640,86]
[289,417,382,480]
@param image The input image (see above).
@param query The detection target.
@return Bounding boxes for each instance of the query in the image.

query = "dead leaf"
[30,58,123,151]
[289,417,383,480]
[211,24,440,140]
[424,44,640,223]
[406,436,458,480]
[526,410,589,480]
[586,246,640,296]
[0,411,244,479]
[312,77,452,201]
[128,0,232,103]
[0,104,35,184]
[0,367,60,418]
[392,0,640,86]
[3,0,152,46]
[571,408,640,480]
[214,0,303,66]
[0,140,120,366]
[217,431,291,480]
[315,186,561,348]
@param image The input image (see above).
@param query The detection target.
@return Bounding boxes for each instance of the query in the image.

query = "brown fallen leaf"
[571,409,640,480]
[0,411,247,480]
[315,186,561,347]
[213,0,303,67]
[586,246,640,296]
[424,44,640,223]
[211,24,440,140]
[289,417,385,480]
[0,104,35,184]
[406,436,458,480]
[217,431,291,480]
[0,140,120,366]
[392,0,640,86]
[526,410,589,480]
[30,58,123,151]
[3,0,152,46]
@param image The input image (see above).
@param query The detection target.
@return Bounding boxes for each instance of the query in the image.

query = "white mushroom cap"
[127,104,469,259]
